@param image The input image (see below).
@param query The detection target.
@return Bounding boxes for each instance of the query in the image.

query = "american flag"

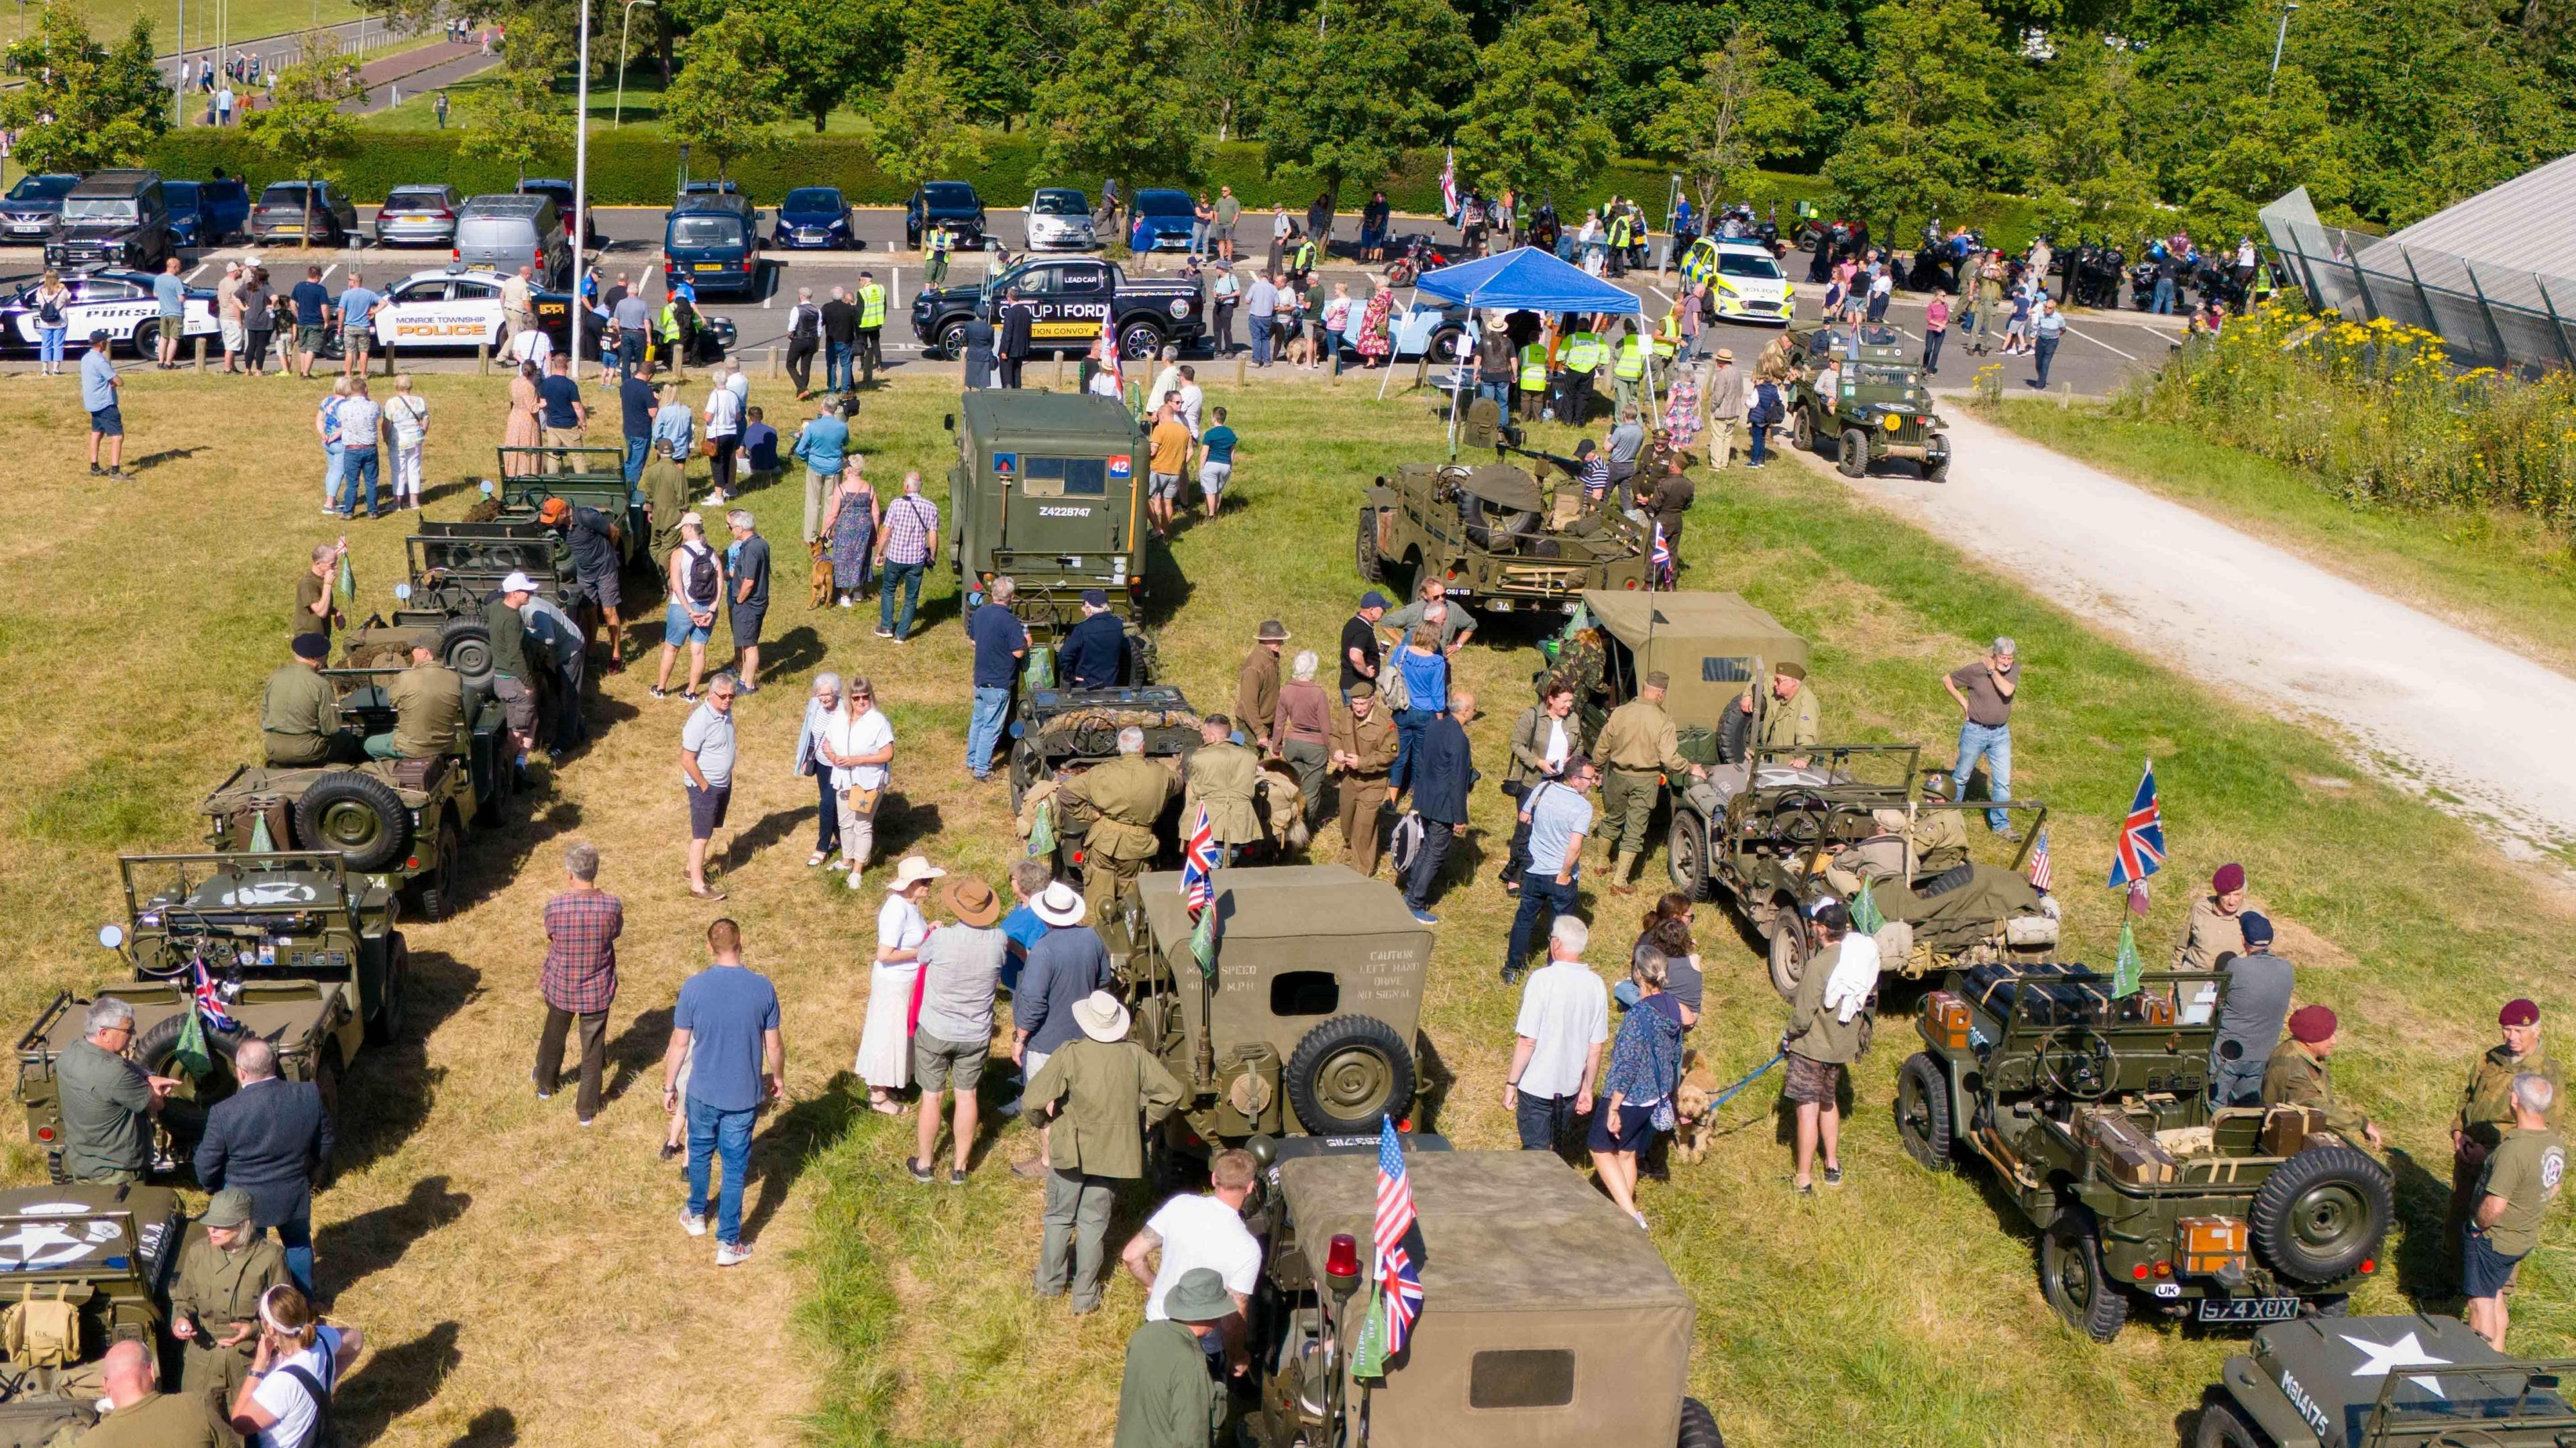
[192,958,239,1034]
[1179,803,1219,916]
[2026,828,2052,891]
[2106,761,2165,890]
[1373,1115,1422,1353]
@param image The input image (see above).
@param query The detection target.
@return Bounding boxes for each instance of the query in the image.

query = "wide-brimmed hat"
[1256,620,1289,642]
[1073,989,1131,1043]
[1033,881,1087,928]
[1715,347,1735,362]
[1485,311,1513,333]
[1163,1266,1237,1323]
[888,856,947,893]
[201,1188,254,1231]
[945,877,1002,928]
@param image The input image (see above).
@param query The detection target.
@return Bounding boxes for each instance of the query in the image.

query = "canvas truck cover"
[1278,1150,1695,1447]
[956,390,1148,634]
[1135,865,1428,1063]
[1579,590,1810,724]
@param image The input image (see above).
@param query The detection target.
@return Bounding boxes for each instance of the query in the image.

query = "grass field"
[36,0,367,50]
[1987,400,2576,680]
[0,360,2569,1446]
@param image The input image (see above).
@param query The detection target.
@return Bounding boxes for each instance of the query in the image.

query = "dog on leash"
[808,537,834,608]
[1671,1049,1722,1164]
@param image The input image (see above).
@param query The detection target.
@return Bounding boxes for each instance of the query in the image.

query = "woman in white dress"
[819,676,895,881]
[856,854,943,1112]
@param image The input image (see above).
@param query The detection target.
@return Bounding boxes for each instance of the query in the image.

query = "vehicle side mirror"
[394,583,413,602]
[97,924,125,950]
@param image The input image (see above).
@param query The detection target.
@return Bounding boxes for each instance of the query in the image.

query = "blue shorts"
[663,602,712,647]
[89,404,123,437]
[1585,1098,1659,1154]
[2463,1227,2526,1299]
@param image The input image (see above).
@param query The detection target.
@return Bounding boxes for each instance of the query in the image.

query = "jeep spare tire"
[135,1010,246,1080]
[297,770,413,873]
[2249,1141,2392,1286]
[1285,1015,1415,1136]
[437,617,495,686]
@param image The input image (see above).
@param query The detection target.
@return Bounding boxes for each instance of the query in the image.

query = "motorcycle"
[1387,234,1453,288]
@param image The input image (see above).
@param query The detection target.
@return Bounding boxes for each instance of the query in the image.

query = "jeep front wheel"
[1895,1052,1954,1171]
[1355,508,1384,584]
[2039,1203,2130,1343]
[1788,408,1813,452]
[1285,1015,1415,1136]
[1767,912,1809,1000]
[1838,429,1870,478]
[2191,1400,2271,1448]
[1677,1397,1724,1448]
[1666,808,1709,899]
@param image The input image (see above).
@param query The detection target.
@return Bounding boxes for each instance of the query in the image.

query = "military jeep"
[1898,964,2394,1342]
[1245,1136,1723,1448]
[1012,683,1201,867]
[945,391,1156,643]
[486,448,650,571]
[1123,866,1430,1144]
[0,1184,188,1445]
[15,852,405,1178]
[341,522,576,675]
[2200,1314,2576,1447]
[1359,460,1648,620]
[1784,323,1950,481]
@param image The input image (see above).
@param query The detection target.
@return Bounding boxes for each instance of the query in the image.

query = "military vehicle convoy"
[0,1183,189,1444]
[1358,459,1649,618]
[1244,1136,1723,1448]
[2200,1313,2576,1447]
[947,391,1158,642]
[1784,323,1951,481]
[1898,964,2394,1342]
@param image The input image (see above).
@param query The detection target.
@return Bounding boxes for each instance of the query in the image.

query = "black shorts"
[686,781,731,839]
[2463,1228,2526,1298]
[576,571,621,612]
[1586,1099,1658,1154]
[730,604,765,648]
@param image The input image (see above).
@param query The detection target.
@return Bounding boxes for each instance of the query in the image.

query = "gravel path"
[1825,407,2576,859]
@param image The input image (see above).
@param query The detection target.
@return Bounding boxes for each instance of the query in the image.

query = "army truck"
[1246,1136,1723,1448]
[1124,867,1430,1144]
[0,1184,189,1445]
[15,852,407,1179]
[1358,460,1648,619]
[1783,323,1951,480]
[1898,964,2394,1343]
[2198,1314,2576,1447]
[945,391,1157,642]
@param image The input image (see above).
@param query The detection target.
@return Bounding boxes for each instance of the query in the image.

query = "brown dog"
[808,537,833,608]
[1671,1049,1722,1164]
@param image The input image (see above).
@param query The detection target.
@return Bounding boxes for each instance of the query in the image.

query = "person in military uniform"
[364,641,466,761]
[641,437,692,569]
[1184,715,1263,865]
[260,633,352,766]
[1592,671,1707,895]
[1735,660,1819,768]
[2174,862,2249,972]
[2260,1005,2383,1148]
[1112,1267,1236,1448]
[1234,620,1287,746]
[1552,626,1610,715]
[2449,997,2565,1258]
[73,1339,227,1448]
[1906,787,1972,875]
[168,1187,292,1402]
[1058,727,1174,924]
[1328,683,1399,877]
[55,997,188,1184]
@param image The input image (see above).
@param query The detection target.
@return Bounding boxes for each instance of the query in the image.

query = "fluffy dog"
[1671,1050,1723,1164]
[808,537,834,608]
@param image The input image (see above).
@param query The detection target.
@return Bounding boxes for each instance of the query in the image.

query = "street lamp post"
[2267,1,2300,91]
[573,0,594,368]
[613,0,655,129]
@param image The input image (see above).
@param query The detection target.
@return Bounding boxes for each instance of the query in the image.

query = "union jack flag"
[1373,1115,1421,1352]
[2106,761,2165,890]
[1381,1243,1424,1355]
[1650,522,1674,590]
[192,958,239,1034]
[2026,828,2052,892]
[1179,803,1219,916]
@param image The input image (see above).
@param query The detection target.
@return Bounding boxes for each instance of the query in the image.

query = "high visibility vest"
[1293,239,1318,272]
[1517,342,1548,390]
[1563,331,1604,372]
[928,227,951,256]
[1613,333,1646,380]
[659,302,682,343]
[858,283,886,329]
[1608,214,1634,249]
[1655,311,1680,359]
[1681,242,1713,287]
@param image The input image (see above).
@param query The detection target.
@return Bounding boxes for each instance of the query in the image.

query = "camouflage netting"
[1033,706,1200,742]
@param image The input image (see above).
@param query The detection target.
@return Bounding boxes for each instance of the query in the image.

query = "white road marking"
[2061,324,2137,361]
[321,264,339,283]
[186,263,209,283]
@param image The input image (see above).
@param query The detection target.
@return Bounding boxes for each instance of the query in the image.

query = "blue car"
[774,186,858,249]
[1128,188,1198,253]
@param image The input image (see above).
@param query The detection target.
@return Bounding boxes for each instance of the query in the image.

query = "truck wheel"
[1118,321,1165,361]
[1677,1397,1724,1448]
[368,932,412,1044]
[2039,1203,2130,1343]
[136,1011,247,1080]
[1788,408,1813,452]
[314,1042,343,1121]
[1355,508,1384,584]
[1896,1052,1954,1171]
[938,319,970,359]
[2192,1400,2271,1448]
[1285,1015,1416,1136]
[297,771,412,873]
[416,829,460,924]
[1666,808,1709,899]
[1767,913,1809,1000]
[1838,429,1870,478]
[438,617,495,687]
[2249,1142,2392,1286]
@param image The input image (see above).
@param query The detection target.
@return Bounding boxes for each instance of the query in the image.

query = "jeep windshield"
[61,199,141,223]
[670,216,745,248]
[2373,1363,2576,1430]
[1855,364,1919,389]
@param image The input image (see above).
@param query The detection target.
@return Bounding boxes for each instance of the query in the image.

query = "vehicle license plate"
[2197,1296,2300,1323]
[694,262,722,271]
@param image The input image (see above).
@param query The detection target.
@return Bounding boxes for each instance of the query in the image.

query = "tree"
[1454,0,1614,204]
[729,0,890,133]
[1646,25,1801,215]
[870,43,986,187]
[659,13,786,180]
[2019,46,2161,242]
[0,9,172,173]
[1180,0,1271,142]
[1032,0,1210,188]
[460,64,560,185]
[2175,66,2354,235]
[908,0,1056,129]
[1821,0,2011,233]
[244,35,367,240]
[1256,0,1472,199]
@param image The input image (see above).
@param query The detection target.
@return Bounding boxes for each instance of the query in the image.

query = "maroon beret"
[2288,1004,2337,1044]
[2212,862,2246,894]
[2501,998,2540,1027]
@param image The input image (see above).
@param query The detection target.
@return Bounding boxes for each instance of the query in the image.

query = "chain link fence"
[2261,186,2576,374]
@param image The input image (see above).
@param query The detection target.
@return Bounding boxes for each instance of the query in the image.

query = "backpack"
[36,292,63,327]
[684,542,718,604]
[1387,811,1426,878]
[1,1284,80,1368]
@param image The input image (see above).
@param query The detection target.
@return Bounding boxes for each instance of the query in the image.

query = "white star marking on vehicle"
[0,1222,106,1269]
[2344,1331,2452,1396]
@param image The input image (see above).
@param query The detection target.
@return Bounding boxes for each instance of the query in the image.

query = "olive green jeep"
[2199,1314,2576,1447]
[1360,461,1648,620]
[1784,323,1951,480]
[0,1183,191,1446]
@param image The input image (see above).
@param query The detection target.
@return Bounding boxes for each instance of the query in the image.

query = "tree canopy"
[0,9,171,174]
[1254,0,1474,199]
[1031,0,1210,188]
[659,13,786,178]
[1454,0,1615,204]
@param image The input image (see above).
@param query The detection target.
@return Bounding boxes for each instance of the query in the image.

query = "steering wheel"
[1768,789,1830,846]
[2032,1025,2122,1101]
[1068,714,1121,758]
[136,935,218,983]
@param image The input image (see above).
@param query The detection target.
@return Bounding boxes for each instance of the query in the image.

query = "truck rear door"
[998,451,1135,583]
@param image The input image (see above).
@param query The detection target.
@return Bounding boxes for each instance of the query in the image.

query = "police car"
[1686,238,1795,325]
[362,267,521,351]
[0,268,218,355]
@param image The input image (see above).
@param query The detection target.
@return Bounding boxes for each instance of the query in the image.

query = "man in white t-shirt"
[1502,915,1608,1155]
[508,321,553,370]
[1122,1148,1261,1372]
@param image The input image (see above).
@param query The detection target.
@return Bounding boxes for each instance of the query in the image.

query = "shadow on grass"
[743,1068,865,1245]
[720,806,811,875]
[445,1406,517,1447]
[315,1172,470,1300]
[761,624,828,679]
[2386,1145,2463,1311]
[341,1319,461,1442]
[128,446,206,472]
[600,1003,674,1110]
[328,946,475,1180]
[871,797,945,859]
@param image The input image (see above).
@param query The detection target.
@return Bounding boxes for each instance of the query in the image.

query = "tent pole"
[1379,283,1421,402]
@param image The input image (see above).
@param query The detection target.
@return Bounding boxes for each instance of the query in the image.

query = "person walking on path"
[1111,1268,1236,1448]
[82,331,129,480]
[2206,911,2290,1107]
[1026,991,1184,1315]
[678,671,739,900]
[819,675,896,881]
[1505,915,1607,1155]
[2451,999,2565,1264]
[1503,759,1597,981]
[859,855,942,1113]
[1402,689,1475,925]
[1943,637,2019,832]
[1781,901,1867,1194]
[909,875,1006,1184]
[1593,948,1685,1227]
[874,472,938,643]
[1922,291,1951,374]
[535,842,623,1126]
[2030,298,2065,389]
[2465,1073,2564,1351]
[967,578,1028,782]
[191,1038,330,1294]
[664,917,782,1267]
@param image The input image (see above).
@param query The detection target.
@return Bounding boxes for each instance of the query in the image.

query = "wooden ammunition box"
[2083,1109,2180,1184]
[2261,1105,2328,1156]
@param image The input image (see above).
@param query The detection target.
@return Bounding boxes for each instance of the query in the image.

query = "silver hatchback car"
[374,184,463,247]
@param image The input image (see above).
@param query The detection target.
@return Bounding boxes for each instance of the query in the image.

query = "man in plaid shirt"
[873,470,941,643]
[537,842,624,1125]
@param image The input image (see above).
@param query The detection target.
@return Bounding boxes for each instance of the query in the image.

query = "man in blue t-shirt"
[81,331,127,478]
[1195,404,1239,522]
[741,406,780,478]
[965,578,1029,782]
[288,266,331,379]
[663,917,781,1265]
[619,360,659,485]
[335,270,382,379]
[150,257,185,369]
[536,354,587,471]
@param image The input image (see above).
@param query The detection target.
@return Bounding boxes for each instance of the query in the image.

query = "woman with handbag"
[1591,951,1686,1229]
[818,675,895,880]
[1500,679,1586,893]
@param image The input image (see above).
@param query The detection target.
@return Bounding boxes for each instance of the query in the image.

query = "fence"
[2260,186,2576,374]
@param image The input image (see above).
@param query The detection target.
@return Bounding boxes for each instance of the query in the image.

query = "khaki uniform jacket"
[1759,684,1821,753]
[1114,1317,1223,1448]
[2261,1040,2370,1141]
[1025,1037,1183,1180]
[1328,707,1398,779]
[1185,741,1263,845]
[1595,699,1688,775]
[1784,940,1866,1065]
[169,1234,292,1394]
[259,663,343,765]
[72,1390,226,1448]
[2172,896,2246,972]
[1063,755,1174,861]
[1506,705,1588,787]
[385,659,467,758]
[1234,647,1281,744]
[642,456,690,561]
[2457,1044,2567,1151]
[1910,809,1972,875]
[56,1038,152,1182]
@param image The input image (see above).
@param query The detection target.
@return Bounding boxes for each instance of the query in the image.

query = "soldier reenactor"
[1184,716,1263,866]
[1735,660,1819,768]
[260,634,350,766]
[2261,1005,2383,1149]
[1328,683,1399,877]
[168,1187,293,1402]
[2449,998,2565,1257]
[1057,727,1173,924]
[2174,862,2249,972]
[364,641,466,761]
[1234,620,1287,746]
[1592,671,1706,895]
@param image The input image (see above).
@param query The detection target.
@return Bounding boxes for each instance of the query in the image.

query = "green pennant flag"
[1849,879,1885,936]
[1027,799,1056,859]
[170,1008,212,1082]
[1024,643,1055,690]
[335,549,358,603]
[248,810,276,854]
[2111,919,2143,999]
[1189,903,1217,981]
[1349,1280,1389,1381]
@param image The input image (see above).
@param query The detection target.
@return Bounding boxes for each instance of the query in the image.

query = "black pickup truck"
[911,256,1205,362]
